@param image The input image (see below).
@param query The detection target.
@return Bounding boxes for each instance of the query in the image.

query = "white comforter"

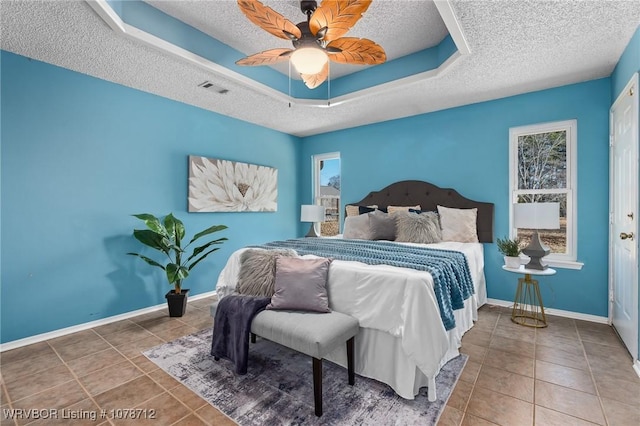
[215,240,486,401]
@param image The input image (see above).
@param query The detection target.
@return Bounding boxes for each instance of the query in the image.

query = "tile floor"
[1,298,639,425]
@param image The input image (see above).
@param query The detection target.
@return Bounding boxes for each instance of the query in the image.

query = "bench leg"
[313,358,322,417]
[346,337,355,385]
[250,333,256,343]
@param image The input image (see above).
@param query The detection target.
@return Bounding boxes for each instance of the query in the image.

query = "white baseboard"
[0,291,217,352]
[485,298,609,324]
[634,360,640,379]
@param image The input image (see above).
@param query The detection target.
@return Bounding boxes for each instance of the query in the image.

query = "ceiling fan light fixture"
[290,47,328,75]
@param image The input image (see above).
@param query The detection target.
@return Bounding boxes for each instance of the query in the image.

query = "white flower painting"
[188,156,278,212]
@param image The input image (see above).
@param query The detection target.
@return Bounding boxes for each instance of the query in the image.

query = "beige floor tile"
[438,405,464,426]
[129,355,160,373]
[489,335,535,358]
[152,325,199,342]
[535,331,583,351]
[592,373,640,407]
[148,369,181,391]
[459,342,488,364]
[101,326,154,347]
[173,414,209,426]
[169,384,208,411]
[483,348,534,378]
[534,380,605,425]
[5,364,75,402]
[582,340,633,365]
[578,328,624,348]
[600,397,640,426]
[1,352,65,383]
[466,386,533,426]
[461,413,500,425]
[447,379,474,412]
[53,337,111,362]
[113,335,165,359]
[534,405,598,425]
[11,381,87,422]
[461,328,492,348]
[492,324,536,343]
[92,320,141,337]
[195,404,236,426]
[78,361,143,396]
[534,344,588,370]
[475,365,534,402]
[0,342,55,365]
[47,330,101,349]
[93,376,164,412]
[535,360,596,394]
[459,359,482,384]
[588,356,639,383]
[67,348,128,377]
[137,317,185,334]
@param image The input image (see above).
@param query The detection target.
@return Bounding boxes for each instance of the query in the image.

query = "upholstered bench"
[211,302,359,417]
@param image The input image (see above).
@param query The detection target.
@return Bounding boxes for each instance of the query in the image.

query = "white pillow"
[387,205,421,215]
[343,214,372,240]
[437,205,479,243]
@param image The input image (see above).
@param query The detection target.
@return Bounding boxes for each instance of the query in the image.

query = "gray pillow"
[267,257,332,313]
[395,211,442,244]
[236,249,297,297]
[343,213,372,240]
[368,209,397,240]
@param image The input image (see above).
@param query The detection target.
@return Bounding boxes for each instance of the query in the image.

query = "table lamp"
[514,202,560,270]
[301,204,325,238]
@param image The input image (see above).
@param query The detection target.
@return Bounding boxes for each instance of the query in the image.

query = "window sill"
[518,255,584,270]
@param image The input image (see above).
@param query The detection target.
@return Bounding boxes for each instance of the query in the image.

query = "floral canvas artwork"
[188,156,278,212]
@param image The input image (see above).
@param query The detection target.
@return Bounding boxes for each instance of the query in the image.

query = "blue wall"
[611,24,640,360]
[301,79,611,317]
[0,51,301,344]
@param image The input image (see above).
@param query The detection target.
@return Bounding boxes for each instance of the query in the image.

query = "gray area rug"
[144,328,467,425]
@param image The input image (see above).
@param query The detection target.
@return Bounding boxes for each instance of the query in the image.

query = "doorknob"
[620,232,635,240]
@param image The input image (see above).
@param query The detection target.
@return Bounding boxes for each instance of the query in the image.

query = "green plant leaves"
[190,225,228,244]
[132,213,167,237]
[126,253,166,270]
[166,263,189,284]
[133,229,170,254]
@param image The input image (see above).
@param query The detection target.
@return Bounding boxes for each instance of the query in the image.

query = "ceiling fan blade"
[327,37,386,65]
[300,62,329,89]
[236,48,293,66]
[309,0,372,42]
[237,0,302,40]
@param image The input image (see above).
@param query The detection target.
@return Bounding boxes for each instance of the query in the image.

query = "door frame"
[608,72,639,366]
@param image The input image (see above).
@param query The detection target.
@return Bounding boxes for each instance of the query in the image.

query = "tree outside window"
[510,120,577,263]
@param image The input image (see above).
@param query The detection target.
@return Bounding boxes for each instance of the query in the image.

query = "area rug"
[143,328,467,425]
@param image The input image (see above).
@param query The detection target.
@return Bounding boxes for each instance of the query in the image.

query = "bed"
[215,180,494,401]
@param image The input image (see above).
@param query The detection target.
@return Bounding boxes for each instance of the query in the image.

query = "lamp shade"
[514,202,560,229]
[301,204,325,223]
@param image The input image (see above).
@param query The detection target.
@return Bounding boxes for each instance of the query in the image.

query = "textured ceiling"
[1,1,639,137]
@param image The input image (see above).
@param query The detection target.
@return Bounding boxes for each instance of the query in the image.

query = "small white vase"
[504,256,521,269]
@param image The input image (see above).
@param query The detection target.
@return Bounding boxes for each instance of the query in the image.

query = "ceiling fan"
[235,0,386,89]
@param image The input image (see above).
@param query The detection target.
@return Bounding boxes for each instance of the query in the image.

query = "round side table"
[502,265,556,328]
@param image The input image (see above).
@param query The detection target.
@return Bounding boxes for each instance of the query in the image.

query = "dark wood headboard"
[350,180,494,243]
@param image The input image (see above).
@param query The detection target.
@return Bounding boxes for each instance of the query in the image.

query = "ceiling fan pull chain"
[288,59,292,108]
[327,62,331,107]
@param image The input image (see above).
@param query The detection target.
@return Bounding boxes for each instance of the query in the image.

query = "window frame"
[312,152,341,236]
[508,120,583,269]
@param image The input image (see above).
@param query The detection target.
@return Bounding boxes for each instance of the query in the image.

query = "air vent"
[198,81,229,94]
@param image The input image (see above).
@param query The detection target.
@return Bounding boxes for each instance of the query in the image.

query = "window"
[313,153,341,236]
[509,120,581,268]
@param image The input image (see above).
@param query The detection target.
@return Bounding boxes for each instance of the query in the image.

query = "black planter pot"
[165,289,189,317]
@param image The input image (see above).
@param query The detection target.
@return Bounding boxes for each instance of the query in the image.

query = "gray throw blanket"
[210,294,271,374]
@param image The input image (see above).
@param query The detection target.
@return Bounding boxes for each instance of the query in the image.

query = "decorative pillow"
[267,257,332,312]
[345,204,377,217]
[395,211,442,244]
[437,205,479,243]
[343,213,372,240]
[368,209,397,240]
[236,249,297,297]
[387,205,421,215]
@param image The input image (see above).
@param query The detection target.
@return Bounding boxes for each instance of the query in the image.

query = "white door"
[610,73,639,361]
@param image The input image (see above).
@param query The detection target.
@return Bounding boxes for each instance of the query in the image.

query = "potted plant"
[128,213,228,317]
[497,236,522,268]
